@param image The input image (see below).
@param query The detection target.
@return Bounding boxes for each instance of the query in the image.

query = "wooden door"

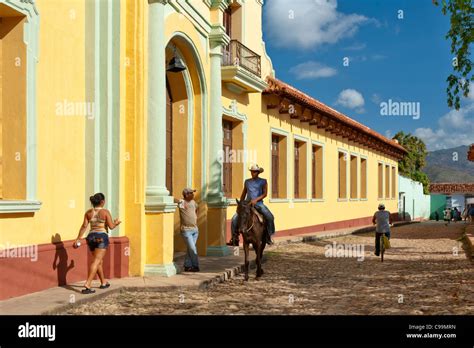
[223,119,233,197]
[294,142,299,198]
[271,135,279,198]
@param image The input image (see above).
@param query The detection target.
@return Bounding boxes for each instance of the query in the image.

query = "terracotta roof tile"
[430,183,474,194]
[264,76,407,156]
[468,144,474,162]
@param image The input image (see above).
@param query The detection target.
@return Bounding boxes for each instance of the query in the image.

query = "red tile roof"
[468,144,474,162]
[430,183,474,194]
[264,77,407,158]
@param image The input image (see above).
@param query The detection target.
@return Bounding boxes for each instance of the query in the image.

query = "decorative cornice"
[209,24,230,48]
[0,200,42,214]
[221,65,267,93]
[211,0,230,11]
[223,100,247,121]
[264,77,407,160]
[148,0,168,4]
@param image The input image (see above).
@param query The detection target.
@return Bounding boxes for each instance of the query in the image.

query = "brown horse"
[235,199,267,281]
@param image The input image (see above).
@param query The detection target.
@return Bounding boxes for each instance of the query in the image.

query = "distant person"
[444,208,451,226]
[175,188,200,272]
[372,203,392,256]
[462,207,468,222]
[469,206,474,224]
[453,207,459,223]
[434,211,439,221]
[74,193,121,294]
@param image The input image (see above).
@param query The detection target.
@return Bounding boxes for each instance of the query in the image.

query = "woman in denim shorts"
[74,193,121,294]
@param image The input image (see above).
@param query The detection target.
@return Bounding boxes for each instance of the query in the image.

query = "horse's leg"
[243,241,249,281]
[255,242,262,280]
[259,236,266,275]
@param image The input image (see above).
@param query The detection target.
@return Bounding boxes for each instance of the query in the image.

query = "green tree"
[433,0,473,110]
[393,131,430,194]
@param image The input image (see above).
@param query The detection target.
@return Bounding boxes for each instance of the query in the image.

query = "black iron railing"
[222,40,261,78]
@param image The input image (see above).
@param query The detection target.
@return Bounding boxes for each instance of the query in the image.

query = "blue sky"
[262,0,474,150]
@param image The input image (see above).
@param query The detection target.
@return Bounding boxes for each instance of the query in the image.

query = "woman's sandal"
[99,283,110,289]
[81,287,96,294]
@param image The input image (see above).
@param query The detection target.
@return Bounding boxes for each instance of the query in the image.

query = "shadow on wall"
[51,233,74,286]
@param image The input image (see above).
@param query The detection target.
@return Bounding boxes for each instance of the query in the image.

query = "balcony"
[221,40,267,94]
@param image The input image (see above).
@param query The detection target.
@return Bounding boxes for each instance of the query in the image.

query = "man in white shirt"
[372,203,392,256]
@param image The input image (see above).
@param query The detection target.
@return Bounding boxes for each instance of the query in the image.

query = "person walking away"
[372,203,392,256]
[175,188,200,272]
[453,207,458,223]
[469,205,474,224]
[74,193,121,294]
[444,208,451,226]
[434,211,439,221]
[462,207,468,223]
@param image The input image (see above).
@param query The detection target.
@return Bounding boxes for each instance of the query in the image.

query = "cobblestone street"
[65,222,473,315]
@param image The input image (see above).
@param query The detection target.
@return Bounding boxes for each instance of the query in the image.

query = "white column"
[146,0,175,212]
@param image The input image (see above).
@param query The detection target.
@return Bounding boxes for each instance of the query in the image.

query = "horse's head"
[236,199,252,234]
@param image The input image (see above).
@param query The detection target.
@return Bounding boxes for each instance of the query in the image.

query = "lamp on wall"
[167,45,187,73]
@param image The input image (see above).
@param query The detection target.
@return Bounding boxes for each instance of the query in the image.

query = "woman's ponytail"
[90,193,105,207]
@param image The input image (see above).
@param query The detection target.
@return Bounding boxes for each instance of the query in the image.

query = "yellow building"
[0,0,406,300]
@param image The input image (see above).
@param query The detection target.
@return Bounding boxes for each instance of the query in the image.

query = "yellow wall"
[0,0,86,246]
[223,92,399,230]
[0,0,401,274]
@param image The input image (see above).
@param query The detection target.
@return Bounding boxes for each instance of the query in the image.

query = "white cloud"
[344,42,366,51]
[371,54,387,61]
[264,0,370,50]
[289,61,337,80]
[414,103,474,150]
[371,93,382,104]
[468,88,474,100]
[335,89,365,113]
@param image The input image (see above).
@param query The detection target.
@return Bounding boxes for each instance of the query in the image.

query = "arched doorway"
[165,36,206,256]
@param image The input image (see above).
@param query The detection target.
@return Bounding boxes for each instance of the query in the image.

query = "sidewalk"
[0,222,413,315]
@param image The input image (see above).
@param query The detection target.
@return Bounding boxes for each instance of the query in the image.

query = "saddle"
[251,207,264,224]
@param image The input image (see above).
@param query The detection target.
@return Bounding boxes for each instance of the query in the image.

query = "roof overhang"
[263,77,407,160]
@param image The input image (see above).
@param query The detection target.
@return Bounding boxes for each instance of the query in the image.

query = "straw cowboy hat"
[249,164,264,173]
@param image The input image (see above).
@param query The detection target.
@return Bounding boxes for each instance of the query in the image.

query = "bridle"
[238,206,255,234]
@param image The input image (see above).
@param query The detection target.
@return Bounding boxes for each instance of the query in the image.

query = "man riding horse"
[227,164,275,246]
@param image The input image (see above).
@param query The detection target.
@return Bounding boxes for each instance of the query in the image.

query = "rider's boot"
[266,233,274,245]
[226,234,239,246]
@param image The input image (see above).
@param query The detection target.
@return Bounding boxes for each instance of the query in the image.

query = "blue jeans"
[231,203,275,237]
[181,229,199,268]
[86,232,109,252]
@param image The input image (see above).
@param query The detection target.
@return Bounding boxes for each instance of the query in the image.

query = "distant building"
[468,144,474,162]
[429,183,474,219]
[398,176,430,221]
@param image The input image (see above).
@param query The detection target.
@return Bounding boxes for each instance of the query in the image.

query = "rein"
[245,219,255,233]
